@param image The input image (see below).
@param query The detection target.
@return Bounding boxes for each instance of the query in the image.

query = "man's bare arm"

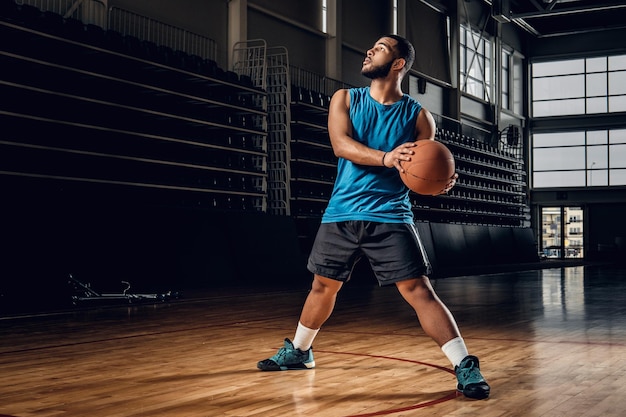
[328,89,417,169]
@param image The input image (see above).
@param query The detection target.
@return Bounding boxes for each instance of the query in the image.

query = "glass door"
[541,207,561,258]
[564,207,584,258]
[540,206,584,259]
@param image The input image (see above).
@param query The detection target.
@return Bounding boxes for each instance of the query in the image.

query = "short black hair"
[384,34,415,72]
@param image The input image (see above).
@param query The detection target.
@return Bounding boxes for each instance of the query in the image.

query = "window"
[512,54,523,115]
[532,54,626,116]
[531,52,626,188]
[501,49,510,110]
[532,129,626,188]
[460,25,492,102]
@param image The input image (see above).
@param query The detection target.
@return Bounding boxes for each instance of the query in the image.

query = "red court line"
[345,392,460,417]
[315,349,460,417]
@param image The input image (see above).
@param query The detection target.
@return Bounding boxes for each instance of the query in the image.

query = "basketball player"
[257,35,490,400]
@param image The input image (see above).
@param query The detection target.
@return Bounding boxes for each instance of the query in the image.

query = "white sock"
[292,322,319,351]
[441,337,469,368]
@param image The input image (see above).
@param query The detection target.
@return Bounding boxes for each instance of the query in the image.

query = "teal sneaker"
[257,338,315,371]
[455,355,490,399]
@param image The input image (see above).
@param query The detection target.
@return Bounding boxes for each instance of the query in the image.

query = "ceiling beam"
[512,3,626,19]
[511,17,541,37]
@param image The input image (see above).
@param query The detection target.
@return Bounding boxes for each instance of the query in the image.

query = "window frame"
[531,54,626,117]
[460,24,493,103]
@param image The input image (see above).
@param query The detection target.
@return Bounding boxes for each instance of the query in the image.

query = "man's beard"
[362,59,394,79]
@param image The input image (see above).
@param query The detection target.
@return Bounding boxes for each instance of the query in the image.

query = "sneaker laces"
[458,359,484,384]
[270,342,307,364]
[272,347,289,362]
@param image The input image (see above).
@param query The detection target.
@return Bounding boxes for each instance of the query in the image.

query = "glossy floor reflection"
[0,263,625,416]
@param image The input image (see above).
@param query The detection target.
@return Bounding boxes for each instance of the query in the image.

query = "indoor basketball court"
[2,0,626,415]
[1,262,625,416]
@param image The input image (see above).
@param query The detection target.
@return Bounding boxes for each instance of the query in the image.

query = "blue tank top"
[322,87,422,224]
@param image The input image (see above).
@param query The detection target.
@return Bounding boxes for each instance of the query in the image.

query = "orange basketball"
[399,140,455,196]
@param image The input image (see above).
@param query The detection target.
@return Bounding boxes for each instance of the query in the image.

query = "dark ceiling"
[504,0,626,38]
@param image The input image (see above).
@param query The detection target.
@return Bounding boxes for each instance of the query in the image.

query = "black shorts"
[307,221,432,286]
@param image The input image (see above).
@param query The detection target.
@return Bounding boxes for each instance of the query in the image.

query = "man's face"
[361,37,399,79]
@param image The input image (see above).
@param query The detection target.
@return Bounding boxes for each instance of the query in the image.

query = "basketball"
[399,140,455,196]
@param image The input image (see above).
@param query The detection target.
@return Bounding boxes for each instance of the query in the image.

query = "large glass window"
[532,52,626,188]
[533,129,626,187]
[460,25,492,102]
[532,54,626,116]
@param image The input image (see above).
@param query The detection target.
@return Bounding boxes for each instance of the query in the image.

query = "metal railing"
[16,0,106,26]
[289,65,350,98]
[108,6,217,61]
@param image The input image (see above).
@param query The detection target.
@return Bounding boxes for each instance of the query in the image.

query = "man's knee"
[311,274,343,294]
[396,276,436,299]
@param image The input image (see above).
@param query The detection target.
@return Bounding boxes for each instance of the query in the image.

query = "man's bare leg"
[257,275,341,371]
[395,276,460,346]
[395,276,490,399]
[299,275,343,330]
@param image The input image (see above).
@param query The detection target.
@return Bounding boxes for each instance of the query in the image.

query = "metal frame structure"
[68,275,179,305]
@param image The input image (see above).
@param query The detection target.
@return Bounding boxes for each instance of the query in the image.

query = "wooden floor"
[1,263,626,417]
